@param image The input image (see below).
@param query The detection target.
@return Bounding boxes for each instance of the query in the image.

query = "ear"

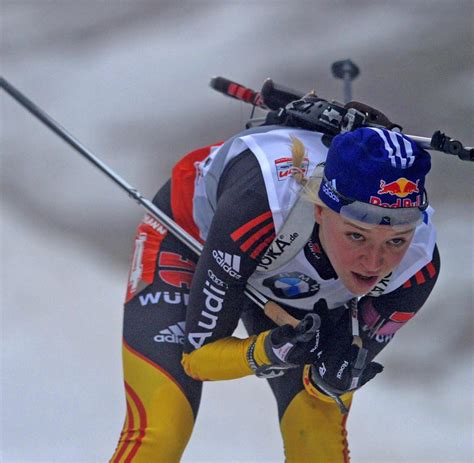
[314,205,324,224]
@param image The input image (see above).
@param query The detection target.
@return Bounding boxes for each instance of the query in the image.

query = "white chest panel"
[193,127,436,309]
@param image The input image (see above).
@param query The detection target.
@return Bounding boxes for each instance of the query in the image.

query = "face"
[314,205,416,296]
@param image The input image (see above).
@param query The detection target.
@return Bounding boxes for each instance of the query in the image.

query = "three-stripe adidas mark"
[230,211,275,260]
[212,250,241,279]
[153,321,186,344]
[368,127,416,169]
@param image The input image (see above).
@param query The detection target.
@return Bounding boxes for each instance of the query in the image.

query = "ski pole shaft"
[1,76,349,410]
[408,133,473,162]
[331,59,360,104]
[0,76,202,255]
[0,76,224,282]
[0,76,302,327]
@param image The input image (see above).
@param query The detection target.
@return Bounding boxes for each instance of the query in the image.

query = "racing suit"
[111,127,440,462]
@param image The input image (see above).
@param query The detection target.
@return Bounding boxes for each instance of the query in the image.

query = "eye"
[347,232,365,241]
[388,237,406,247]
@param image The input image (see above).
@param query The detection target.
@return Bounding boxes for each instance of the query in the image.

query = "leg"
[111,338,200,463]
[241,307,352,463]
[277,378,352,463]
[111,183,202,462]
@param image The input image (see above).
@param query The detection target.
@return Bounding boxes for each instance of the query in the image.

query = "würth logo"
[212,250,241,279]
[230,211,275,260]
[158,252,196,290]
[153,322,186,344]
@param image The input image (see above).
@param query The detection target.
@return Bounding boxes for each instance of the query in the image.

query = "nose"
[361,244,384,273]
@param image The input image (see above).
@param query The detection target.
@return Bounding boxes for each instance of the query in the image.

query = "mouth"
[351,272,379,286]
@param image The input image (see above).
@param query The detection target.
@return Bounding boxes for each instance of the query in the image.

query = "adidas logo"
[153,321,186,344]
[212,250,241,279]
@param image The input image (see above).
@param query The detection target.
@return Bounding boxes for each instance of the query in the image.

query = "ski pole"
[0,76,298,328]
[210,76,473,161]
[331,59,360,104]
[0,76,357,412]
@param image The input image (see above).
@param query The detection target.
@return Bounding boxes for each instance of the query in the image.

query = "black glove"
[247,313,326,379]
[264,313,325,366]
[308,312,383,396]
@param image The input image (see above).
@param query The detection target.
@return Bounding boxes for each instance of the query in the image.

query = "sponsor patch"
[369,196,422,208]
[212,250,241,279]
[366,273,392,297]
[263,272,320,299]
[337,360,349,379]
[377,178,419,198]
[274,157,309,181]
[257,233,299,271]
[322,181,340,203]
[138,291,189,307]
[143,214,168,234]
[207,269,228,288]
[154,321,186,344]
[188,280,226,350]
[304,239,322,264]
[158,252,196,290]
[125,216,168,302]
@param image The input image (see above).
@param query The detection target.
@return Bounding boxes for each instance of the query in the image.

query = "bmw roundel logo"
[263,272,320,299]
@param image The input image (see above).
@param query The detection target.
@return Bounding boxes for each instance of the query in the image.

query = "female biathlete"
[110,124,440,462]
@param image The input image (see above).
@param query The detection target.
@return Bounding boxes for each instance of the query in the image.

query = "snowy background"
[1,1,473,462]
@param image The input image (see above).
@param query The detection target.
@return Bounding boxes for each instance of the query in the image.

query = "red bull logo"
[378,178,419,198]
[370,195,421,208]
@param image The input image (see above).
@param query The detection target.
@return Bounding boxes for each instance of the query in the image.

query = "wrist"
[303,364,353,403]
[246,331,272,373]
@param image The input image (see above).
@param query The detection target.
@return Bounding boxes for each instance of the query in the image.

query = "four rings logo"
[207,269,228,288]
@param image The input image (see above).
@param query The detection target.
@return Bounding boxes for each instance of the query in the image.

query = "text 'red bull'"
[371,177,421,208]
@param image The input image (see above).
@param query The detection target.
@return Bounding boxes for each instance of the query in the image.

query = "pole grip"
[210,76,264,107]
[260,78,304,110]
[264,301,300,327]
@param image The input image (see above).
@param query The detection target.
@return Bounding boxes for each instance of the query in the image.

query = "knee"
[280,390,352,463]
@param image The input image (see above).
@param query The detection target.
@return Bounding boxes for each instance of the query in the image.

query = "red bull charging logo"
[378,178,419,197]
[370,177,421,208]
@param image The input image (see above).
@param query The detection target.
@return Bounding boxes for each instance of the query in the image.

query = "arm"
[181,150,276,380]
[358,244,441,363]
[181,151,327,381]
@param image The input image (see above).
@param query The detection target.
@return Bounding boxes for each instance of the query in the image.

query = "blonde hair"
[289,136,325,207]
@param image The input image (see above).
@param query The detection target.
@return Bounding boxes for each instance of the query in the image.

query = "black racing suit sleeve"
[182,150,275,380]
[357,244,441,363]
